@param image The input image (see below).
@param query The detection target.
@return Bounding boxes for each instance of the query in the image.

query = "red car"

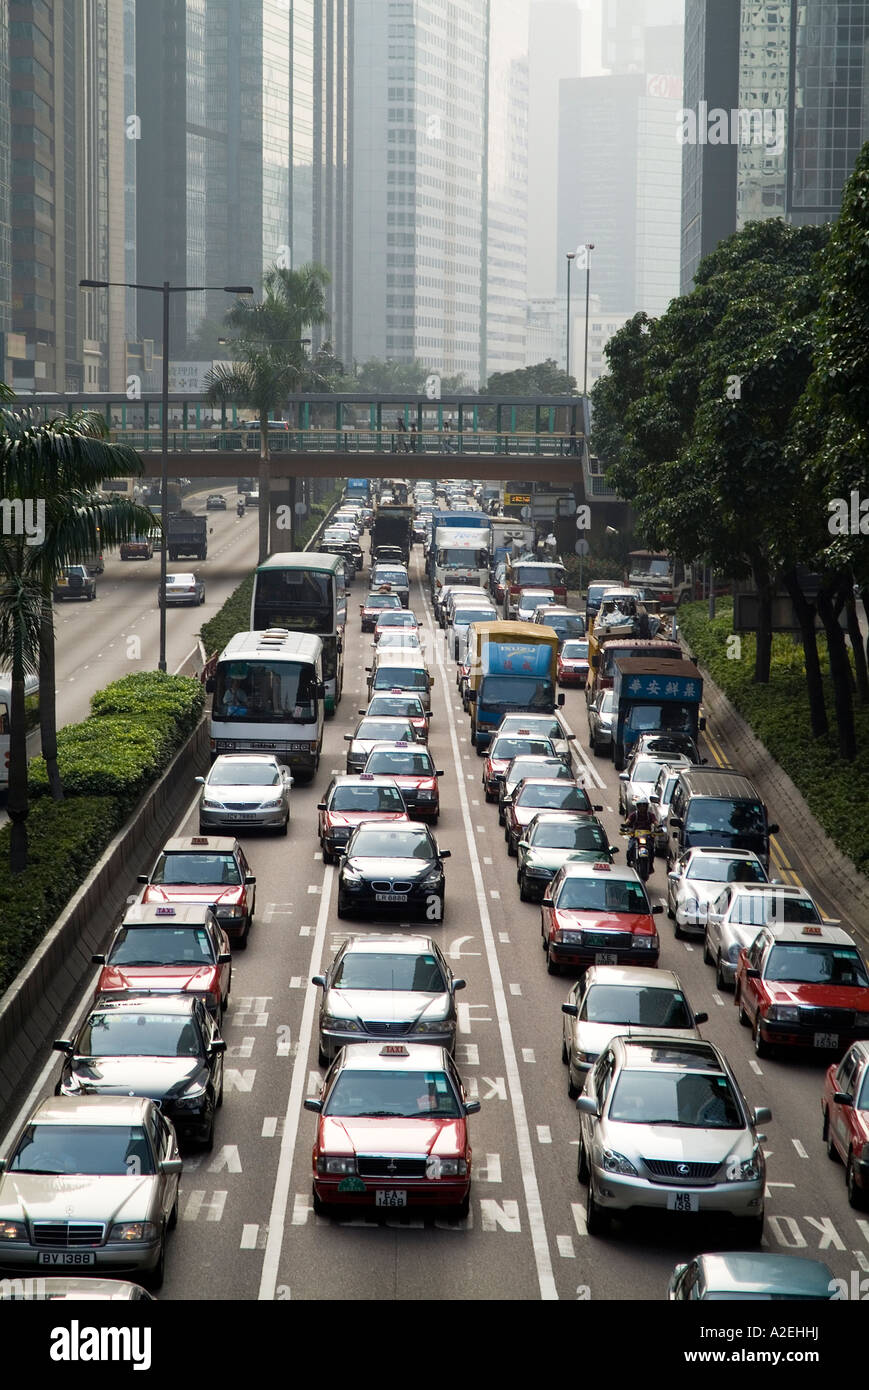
[482,733,557,802]
[540,861,661,975]
[557,639,589,687]
[318,774,410,864]
[362,742,443,821]
[137,835,256,949]
[502,778,601,856]
[360,592,402,632]
[93,903,232,1019]
[361,692,430,740]
[734,921,869,1058]
[373,611,419,644]
[305,1042,479,1219]
[822,1041,869,1208]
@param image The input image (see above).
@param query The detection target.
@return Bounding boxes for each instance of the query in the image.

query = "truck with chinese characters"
[611,656,704,770]
[466,621,562,751]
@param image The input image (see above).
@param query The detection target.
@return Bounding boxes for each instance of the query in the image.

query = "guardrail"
[108,428,587,459]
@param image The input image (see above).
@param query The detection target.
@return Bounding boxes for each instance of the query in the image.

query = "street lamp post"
[80,278,253,671]
[581,243,595,403]
[565,252,576,377]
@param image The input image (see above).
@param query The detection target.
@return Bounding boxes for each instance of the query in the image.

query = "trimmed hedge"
[91,673,204,740]
[678,600,869,876]
[0,796,125,996]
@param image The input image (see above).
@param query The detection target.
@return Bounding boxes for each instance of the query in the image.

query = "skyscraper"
[526,1,582,300]
[483,0,529,379]
[0,0,10,347]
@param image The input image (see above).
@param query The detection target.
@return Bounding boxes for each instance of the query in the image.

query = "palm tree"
[0,543,43,872]
[0,407,155,804]
[205,264,331,561]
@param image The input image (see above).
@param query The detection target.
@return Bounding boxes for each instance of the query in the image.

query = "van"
[366,652,434,712]
[666,767,779,873]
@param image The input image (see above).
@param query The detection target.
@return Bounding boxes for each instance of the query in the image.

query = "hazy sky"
[528,0,684,76]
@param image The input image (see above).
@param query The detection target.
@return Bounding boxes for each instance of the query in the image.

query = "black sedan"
[336,822,450,924]
[53,995,226,1150]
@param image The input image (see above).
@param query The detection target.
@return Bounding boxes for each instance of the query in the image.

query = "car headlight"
[420,870,444,889]
[726,1150,763,1182]
[860,1143,869,1164]
[432,1158,467,1177]
[632,934,658,950]
[110,1222,158,1242]
[766,1005,800,1024]
[260,796,284,808]
[0,1220,27,1241]
[411,1018,448,1034]
[341,867,363,885]
[174,1081,208,1108]
[416,788,435,800]
[202,798,223,810]
[574,1050,598,1065]
[526,866,553,878]
[220,905,244,919]
[330,828,350,841]
[316,1155,357,1175]
[600,1148,638,1177]
[555,929,582,944]
[324,1016,362,1032]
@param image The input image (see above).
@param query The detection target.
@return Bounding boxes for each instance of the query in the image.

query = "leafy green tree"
[484,360,577,396]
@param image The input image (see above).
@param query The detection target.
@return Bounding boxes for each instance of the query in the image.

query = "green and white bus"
[208,629,325,781]
[250,552,345,714]
[0,670,40,794]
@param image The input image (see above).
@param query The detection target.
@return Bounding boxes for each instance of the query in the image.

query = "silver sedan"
[0,1096,182,1290]
[196,754,292,834]
[159,571,205,606]
[665,848,769,940]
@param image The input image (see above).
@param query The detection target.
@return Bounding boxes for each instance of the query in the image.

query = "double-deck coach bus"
[250,552,345,714]
[208,629,325,781]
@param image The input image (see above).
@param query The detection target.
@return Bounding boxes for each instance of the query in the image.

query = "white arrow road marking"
[448,935,481,960]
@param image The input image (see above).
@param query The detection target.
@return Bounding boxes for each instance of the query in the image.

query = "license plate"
[375,1190,407,1208]
[38,1252,96,1267]
[230,812,259,820]
[666,1192,699,1213]
[814,1032,839,1048]
[595,952,618,965]
[376,893,408,903]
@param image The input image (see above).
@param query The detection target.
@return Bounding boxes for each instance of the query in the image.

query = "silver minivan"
[366,651,434,713]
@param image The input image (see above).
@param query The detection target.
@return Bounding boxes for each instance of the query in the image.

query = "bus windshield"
[252,568,333,633]
[214,659,318,722]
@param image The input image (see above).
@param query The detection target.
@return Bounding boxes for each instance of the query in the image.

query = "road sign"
[294,502,307,516]
[575,539,590,556]
[520,505,532,520]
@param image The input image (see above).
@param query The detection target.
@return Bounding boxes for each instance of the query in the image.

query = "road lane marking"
[537,1125,551,1143]
[792,1138,809,1159]
[419,575,559,1300]
[258,863,335,1301]
[557,1235,575,1258]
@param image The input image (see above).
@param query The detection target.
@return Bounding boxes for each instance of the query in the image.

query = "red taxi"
[557,639,589,688]
[137,835,256,950]
[540,861,662,975]
[734,922,869,1058]
[92,903,232,1019]
[360,592,402,632]
[362,742,443,822]
[502,778,601,856]
[361,692,430,740]
[373,610,420,644]
[821,1041,869,1208]
[482,732,557,802]
[317,774,410,864]
[305,1042,479,1219]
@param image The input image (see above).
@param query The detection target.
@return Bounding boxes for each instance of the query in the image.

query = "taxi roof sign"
[191,837,209,845]
[592,862,611,871]
[802,925,822,935]
[380,1044,410,1056]
[154,906,176,916]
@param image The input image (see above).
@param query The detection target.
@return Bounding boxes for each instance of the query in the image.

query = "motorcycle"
[621,825,654,883]
[236,498,246,517]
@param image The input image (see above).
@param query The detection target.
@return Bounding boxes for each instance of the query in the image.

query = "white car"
[196,754,293,834]
[446,602,497,660]
[159,572,205,606]
[702,881,825,990]
[438,584,488,628]
[665,848,769,941]
[516,588,555,622]
[618,752,693,817]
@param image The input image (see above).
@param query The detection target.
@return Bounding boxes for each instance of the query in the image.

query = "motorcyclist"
[624,795,654,869]
[236,495,245,516]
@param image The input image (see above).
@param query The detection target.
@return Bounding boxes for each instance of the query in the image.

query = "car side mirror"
[464,1100,481,1116]
[365,667,371,674]
[218,952,232,965]
[652,905,663,915]
[593,804,603,812]
[137,874,149,884]
[670,815,682,827]
[210,1039,227,1054]
[304,1098,323,1113]
[436,769,444,777]
[195,776,206,785]
[833,1091,852,1107]
[693,1012,708,1025]
[768,824,779,835]
[517,839,528,850]
[561,1003,578,1017]
[343,734,352,741]
[618,773,628,781]
[557,693,565,707]
[440,849,451,859]
[575,1095,598,1117]
[451,978,466,993]
[667,871,679,883]
[746,967,760,979]
[568,732,576,740]
[53,1039,73,1053]
[91,953,106,965]
[317,803,327,811]
[311,975,327,989]
[160,1158,184,1175]
[542,892,554,905]
[358,709,366,716]
[244,874,256,885]
[753,1106,772,1125]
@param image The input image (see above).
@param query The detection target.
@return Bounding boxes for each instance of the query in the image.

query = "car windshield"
[561,640,588,658]
[331,784,406,812]
[373,571,407,586]
[454,609,495,626]
[368,697,424,718]
[324,1069,461,1118]
[503,717,561,740]
[357,721,416,742]
[209,762,279,787]
[76,1012,203,1057]
[531,821,607,851]
[764,945,869,986]
[625,703,695,733]
[365,750,434,776]
[377,612,416,627]
[686,799,766,836]
[9,1124,156,1175]
[150,852,240,886]
[555,878,650,913]
[507,760,572,789]
[732,894,820,926]
[599,691,616,712]
[108,927,216,966]
[349,828,435,860]
[377,632,421,649]
[629,760,664,784]
[373,668,428,691]
[608,1071,743,1128]
[332,952,446,992]
[686,856,766,883]
[491,737,554,760]
[366,595,402,610]
[481,676,556,709]
[581,985,693,1028]
[520,785,589,811]
[514,566,565,587]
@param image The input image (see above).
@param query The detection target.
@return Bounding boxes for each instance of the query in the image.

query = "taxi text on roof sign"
[802,925,822,935]
[155,906,176,916]
[380,1044,410,1056]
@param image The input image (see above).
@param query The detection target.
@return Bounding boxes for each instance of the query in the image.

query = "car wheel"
[825,1111,839,1161]
[546,945,560,976]
[585,1179,610,1235]
[318,1041,329,1068]
[498,807,505,825]
[740,1214,764,1246]
[561,1034,569,1065]
[484,788,497,803]
[715,954,730,992]
[216,1072,224,1108]
[235,919,250,952]
[336,897,349,920]
[752,1017,771,1058]
[278,816,289,836]
[507,836,517,858]
[446,1192,471,1221]
[847,1155,866,1209]
[736,988,750,1028]
[312,1189,331,1219]
[322,844,333,865]
[518,876,529,903]
[168,1193,179,1231]
[142,1228,166,1290]
[577,1134,589,1183]
[199,1098,216,1152]
[593,740,605,757]
[702,933,713,964]
[673,918,683,940]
